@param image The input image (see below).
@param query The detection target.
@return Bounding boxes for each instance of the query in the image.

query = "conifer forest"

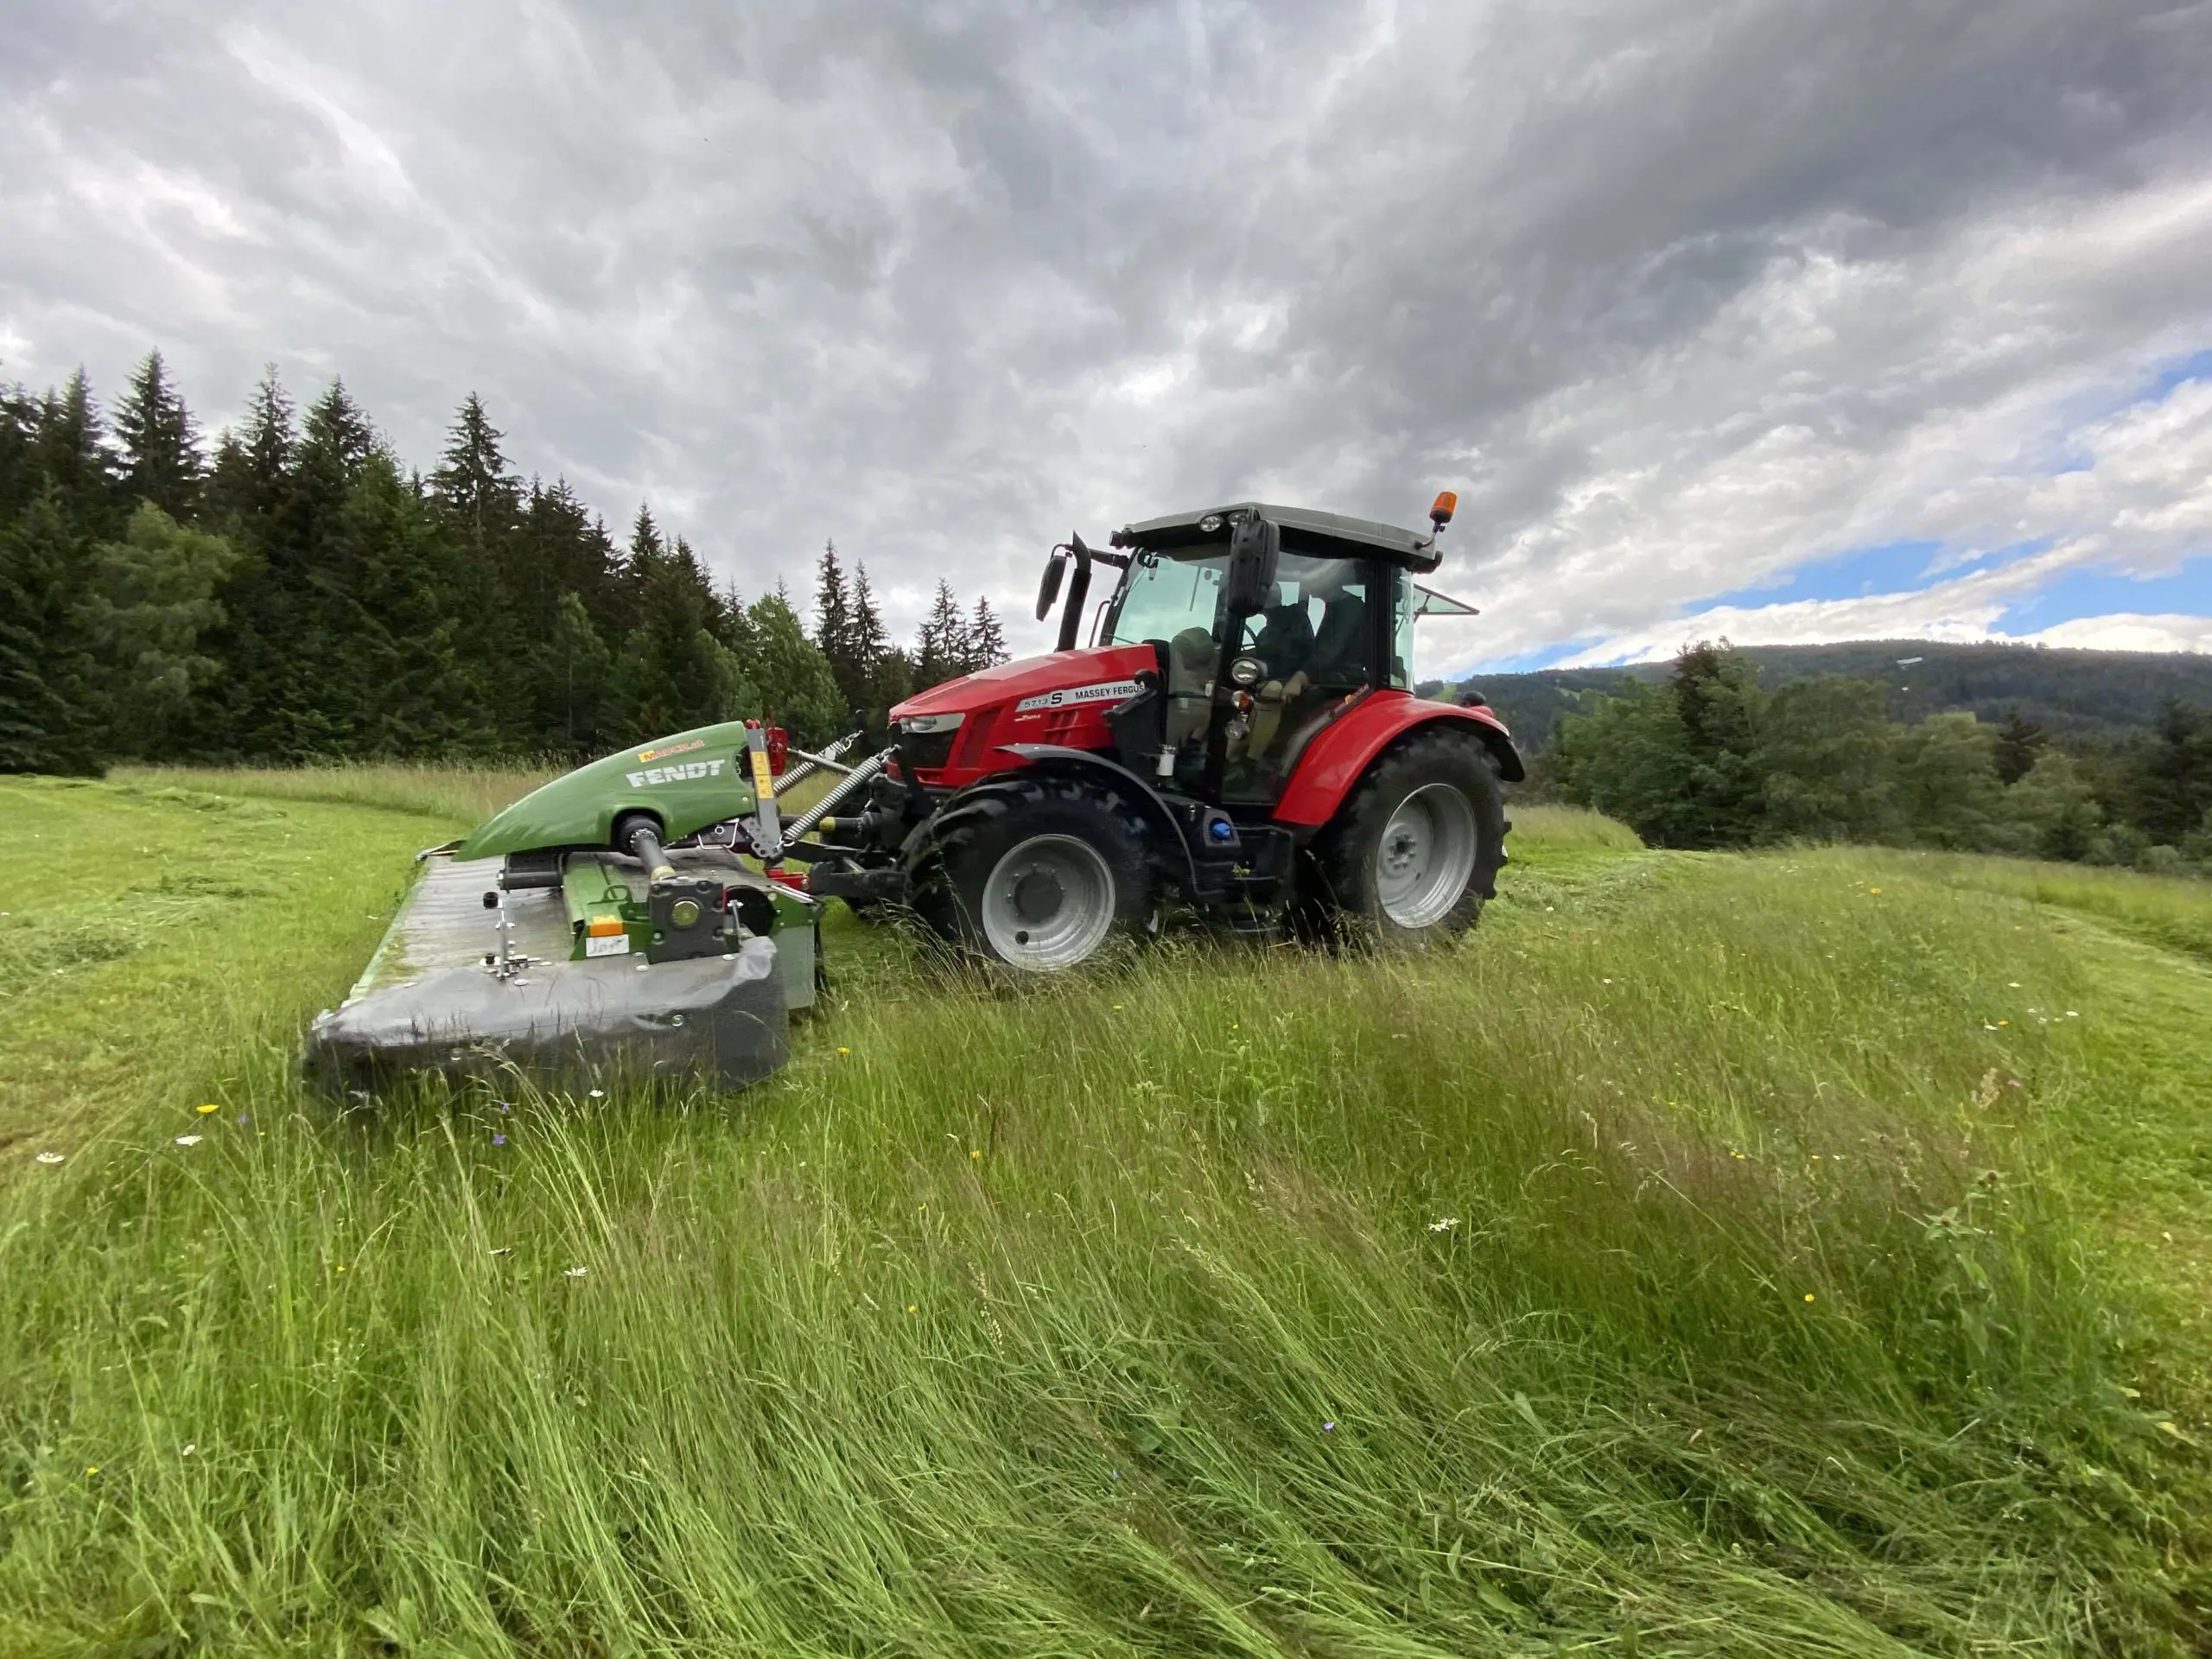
[0,353,1008,773]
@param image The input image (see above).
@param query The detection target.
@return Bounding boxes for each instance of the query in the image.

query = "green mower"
[302,721,850,1098]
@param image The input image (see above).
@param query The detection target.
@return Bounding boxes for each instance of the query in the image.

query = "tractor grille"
[899,729,957,773]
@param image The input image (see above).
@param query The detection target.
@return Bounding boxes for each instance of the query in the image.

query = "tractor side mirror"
[1223,517,1280,614]
[1034,550,1067,621]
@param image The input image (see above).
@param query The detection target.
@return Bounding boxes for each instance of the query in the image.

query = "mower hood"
[454,719,762,861]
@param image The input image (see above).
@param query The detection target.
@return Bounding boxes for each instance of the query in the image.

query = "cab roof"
[1110,502,1442,572]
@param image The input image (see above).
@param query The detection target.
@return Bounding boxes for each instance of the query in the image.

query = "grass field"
[0,769,2206,1656]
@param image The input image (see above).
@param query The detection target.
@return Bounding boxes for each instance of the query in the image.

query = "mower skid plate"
[302,851,790,1098]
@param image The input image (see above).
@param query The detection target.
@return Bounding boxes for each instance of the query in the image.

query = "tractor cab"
[1037,500,1478,807]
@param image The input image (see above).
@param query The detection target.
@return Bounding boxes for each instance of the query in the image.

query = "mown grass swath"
[0,780,2205,1654]
[112,760,567,827]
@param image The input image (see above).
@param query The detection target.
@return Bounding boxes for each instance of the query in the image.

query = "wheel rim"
[981,834,1117,969]
[1375,783,1479,928]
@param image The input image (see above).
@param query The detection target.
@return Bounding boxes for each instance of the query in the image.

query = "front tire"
[1307,729,1507,948]
[905,774,1155,971]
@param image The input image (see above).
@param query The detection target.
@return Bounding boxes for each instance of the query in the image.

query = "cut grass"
[0,775,2206,1655]
[0,776,448,1150]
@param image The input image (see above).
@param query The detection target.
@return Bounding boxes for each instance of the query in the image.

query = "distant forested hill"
[1422,640,2212,753]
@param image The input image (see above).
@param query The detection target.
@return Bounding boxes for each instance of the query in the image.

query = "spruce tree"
[299,380,377,491]
[239,368,296,495]
[509,482,625,750]
[1993,709,2047,785]
[428,395,529,739]
[328,450,492,755]
[263,380,380,753]
[0,383,39,523]
[616,512,751,738]
[430,394,518,547]
[185,369,296,759]
[849,563,887,658]
[516,480,622,631]
[814,538,850,654]
[34,369,120,543]
[969,594,1007,668]
[0,490,99,772]
[671,536,728,634]
[111,351,203,520]
[2126,698,2212,845]
[912,580,967,688]
[814,538,868,719]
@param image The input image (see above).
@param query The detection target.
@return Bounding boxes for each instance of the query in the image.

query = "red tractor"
[799,497,1522,970]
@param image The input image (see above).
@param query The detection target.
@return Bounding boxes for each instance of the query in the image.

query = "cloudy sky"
[4,0,2209,676]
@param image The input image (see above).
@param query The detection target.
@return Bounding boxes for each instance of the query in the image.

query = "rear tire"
[905,774,1155,971]
[1306,729,1507,949]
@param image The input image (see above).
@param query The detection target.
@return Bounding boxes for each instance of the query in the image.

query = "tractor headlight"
[900,712,967,734]
[1228,655,1266,689]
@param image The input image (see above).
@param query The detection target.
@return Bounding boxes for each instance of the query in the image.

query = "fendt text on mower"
[303,497,1522,1095]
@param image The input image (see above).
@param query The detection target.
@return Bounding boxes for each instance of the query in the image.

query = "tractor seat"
[1164,626,1216,747]
[1166,626,1215,696]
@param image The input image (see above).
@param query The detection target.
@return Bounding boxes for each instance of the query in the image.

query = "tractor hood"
[454,719,761,862]
[890,645,1158,723]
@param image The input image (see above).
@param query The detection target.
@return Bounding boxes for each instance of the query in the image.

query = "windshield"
[1103,550,1416,687]
[1104,550,1228,648]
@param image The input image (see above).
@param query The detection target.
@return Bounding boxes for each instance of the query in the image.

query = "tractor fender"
[1271,694,1524,827]
[992,743,1202,893]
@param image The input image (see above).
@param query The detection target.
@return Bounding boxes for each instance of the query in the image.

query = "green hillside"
[1427,640,2212,752]
[0,771,2208,1655]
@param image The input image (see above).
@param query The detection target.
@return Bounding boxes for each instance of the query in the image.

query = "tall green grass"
[112,760,561,824]
[0,781,2205,1653]
[1899,850,2212,966]
[1502,802,1645,853]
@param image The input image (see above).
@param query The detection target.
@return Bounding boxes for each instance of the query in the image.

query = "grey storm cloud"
[4,0,2209,672]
